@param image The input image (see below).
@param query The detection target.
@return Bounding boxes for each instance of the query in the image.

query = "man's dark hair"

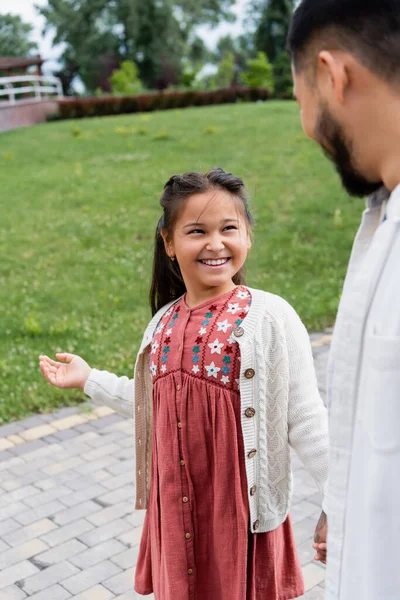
[288,0,400,82]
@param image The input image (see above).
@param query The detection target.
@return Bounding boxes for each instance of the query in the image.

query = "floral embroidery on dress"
[150,286,252,392]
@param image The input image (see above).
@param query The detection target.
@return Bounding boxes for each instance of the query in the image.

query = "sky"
[2,0,250,75]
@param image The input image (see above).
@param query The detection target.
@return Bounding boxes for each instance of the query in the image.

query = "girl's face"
[163,189,251,302]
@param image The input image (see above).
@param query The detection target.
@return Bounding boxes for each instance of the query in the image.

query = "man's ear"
[317,50,349,105]
[160,230,175,259]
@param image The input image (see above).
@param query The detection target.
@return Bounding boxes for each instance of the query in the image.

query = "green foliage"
[273,50,293,97]
[110,60,142,95]
[37,0,236,93]
[215,52,235,88]
[0,102,361,422]
[251,0,296,63]
[241,52,274,91]
[0,13,38,58]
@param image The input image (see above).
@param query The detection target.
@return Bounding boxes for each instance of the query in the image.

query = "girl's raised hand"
[39,353,92,391]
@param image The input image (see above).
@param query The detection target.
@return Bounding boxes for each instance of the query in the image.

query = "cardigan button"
[183,496,189,503]
[245,407,256,418]
[188,568,193,575]
[247,448,257,459]
[253,520,260,530]
[244,368,255,379]
[233,326,244,337]
[250,485,257,496]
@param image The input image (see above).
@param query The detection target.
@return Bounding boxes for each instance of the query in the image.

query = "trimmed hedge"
[56,86,271,120]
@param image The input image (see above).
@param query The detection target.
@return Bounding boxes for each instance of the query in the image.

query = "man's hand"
[313,510,327,565]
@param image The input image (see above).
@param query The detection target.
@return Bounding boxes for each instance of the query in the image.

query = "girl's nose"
[205,236,225,252]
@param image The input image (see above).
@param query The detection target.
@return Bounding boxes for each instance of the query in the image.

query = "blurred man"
[288,1,400,598]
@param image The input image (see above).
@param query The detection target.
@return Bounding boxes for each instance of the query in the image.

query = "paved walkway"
[0,331,332,600]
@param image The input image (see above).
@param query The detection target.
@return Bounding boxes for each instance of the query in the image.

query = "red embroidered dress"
[134,286,304,600]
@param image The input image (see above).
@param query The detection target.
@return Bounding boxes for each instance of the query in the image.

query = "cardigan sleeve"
[284,303,329,511]
[84,368,134,419]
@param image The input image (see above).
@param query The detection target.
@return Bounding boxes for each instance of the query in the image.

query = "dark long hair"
[149,168,254,316]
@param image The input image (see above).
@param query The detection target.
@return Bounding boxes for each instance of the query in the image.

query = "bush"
[241,52,274,92]
[110,61,143,96]
[56,87,272,120]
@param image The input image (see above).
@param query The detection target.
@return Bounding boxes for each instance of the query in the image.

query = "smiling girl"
[39,168,328,600]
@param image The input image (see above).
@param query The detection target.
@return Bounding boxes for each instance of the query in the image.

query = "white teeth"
[201,258,229,266]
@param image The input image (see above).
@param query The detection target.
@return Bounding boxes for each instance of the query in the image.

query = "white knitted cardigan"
[84,287,328,534]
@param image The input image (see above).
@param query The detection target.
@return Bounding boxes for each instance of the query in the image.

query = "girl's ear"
[246,231,252,251]
[160,230,175,259]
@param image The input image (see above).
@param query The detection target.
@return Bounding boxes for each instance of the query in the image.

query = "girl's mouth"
[199,258,231,267]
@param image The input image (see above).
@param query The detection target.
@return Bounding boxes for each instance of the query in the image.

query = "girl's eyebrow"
[183,218,239,229]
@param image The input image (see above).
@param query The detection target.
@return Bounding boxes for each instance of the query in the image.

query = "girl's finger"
[55,353,75,362]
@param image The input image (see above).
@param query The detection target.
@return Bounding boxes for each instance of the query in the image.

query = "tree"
[241,51,274,90]
[215,33,254,84]
[250,0,295,63]
[215,52,235,88]
[110,60,142,95]
[37,0,237,92]
[273,50,293,96]
[0,13,38,58]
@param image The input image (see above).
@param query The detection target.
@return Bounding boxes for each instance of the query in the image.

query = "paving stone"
[0,456,25,473]
[0,538,49,570]
[51,407,82,420]
[0,501,28,521]
[0,518,22,537]
[303,563,326,591]
[44,430,79,443]
[78,518,131,547]
[9,440,48,457]
[90,415,124,430]
[97,485,135,506]
[26,584,72,600]
[0,438,14,451]
[3,519,57,548]
[117,526,143,548]
[81,443,121,463]
[101,471,134,492]
[0,559,39,590]
[102,568,133,595]
[84,431,124,448]
[21,444,63,463]
[41,456,84,477]
[0,585,27,599]
[110,547,136,570]
[70,538,127,569]
[76,455,119,476]
[0,485,39,508]
[15,501,66,526]
[106,459,133,476]
[19,560,80,595]
[293,518,319,547]
[62,559,121,595]
[41,518,94,548]
[11,457,54,477]
[24,485,71,509]
[60,484,108,508]
[303,588,325,599]
[20,425,57,442]
[53,500,102,527]
[34,539,87,567]
[66,470,110,492]
[73,585,114,600]
[0,422,24,438]
[86,501,132,527]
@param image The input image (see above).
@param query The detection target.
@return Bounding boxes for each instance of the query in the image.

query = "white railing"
[0,75,63,104]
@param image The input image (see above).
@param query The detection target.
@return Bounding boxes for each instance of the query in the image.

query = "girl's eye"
[223,225,237,231]
[188,229,204,235]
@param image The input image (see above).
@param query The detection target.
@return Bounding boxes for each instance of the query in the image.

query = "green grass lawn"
[0,101,364,423]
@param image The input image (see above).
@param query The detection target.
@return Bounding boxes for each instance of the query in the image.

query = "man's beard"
[315,105,382,197]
